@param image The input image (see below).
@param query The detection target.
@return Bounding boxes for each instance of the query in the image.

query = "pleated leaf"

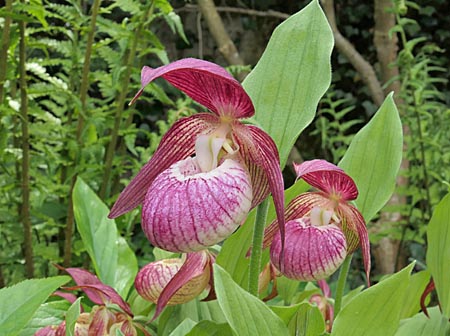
[244,0,333,167]
[426,192,450,318]
[0,276,70,336]
[213,264,289,336]
[332,263,414,336]
[339,93,403,221]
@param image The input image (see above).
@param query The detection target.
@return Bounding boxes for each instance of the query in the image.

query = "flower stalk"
[333,254,353,315]
[248,198,270,296]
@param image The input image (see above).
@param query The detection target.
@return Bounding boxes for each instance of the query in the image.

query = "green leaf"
[73,177,137,297]
[19,300,71,336]
[395,307,450,336]
[213,264,289,336]
[0,276,70,336]
[115,236,138,299]
[66,297,82,336]
[73,177,117,286]
[339,93,403,221]
[270,303,303,325]
[426,192,450,318]
[168,318,197,336]
[244,0,332,167]
[288,303,326,336]
[400,271,431,319]
[332,263,414,336]
[185,321,233,336]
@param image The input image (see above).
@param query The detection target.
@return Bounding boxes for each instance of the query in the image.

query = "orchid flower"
[310,280,334,332]
[35,267,150,336]
[108,58,285,252]
[135,250,214,320]
[266,159,370,283]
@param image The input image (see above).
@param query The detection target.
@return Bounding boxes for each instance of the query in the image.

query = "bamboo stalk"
[99,4,153,199]
[19,4,34,278]
[63,0,102,267]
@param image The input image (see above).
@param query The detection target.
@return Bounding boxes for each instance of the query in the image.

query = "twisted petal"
[61,267,133,316]
[109,113,218,218]
[338,203,371,284]
[293,160,358,201]
[233,124,285,245]
[270,218,347,281]
[131,58,254,119]
[142,157,252,252]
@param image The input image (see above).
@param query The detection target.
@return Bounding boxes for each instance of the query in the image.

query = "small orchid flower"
[271,207,347,281]
[266,159,370,282]
[134,250,213,320]
[108,58,285,252]
[35,267,151,336]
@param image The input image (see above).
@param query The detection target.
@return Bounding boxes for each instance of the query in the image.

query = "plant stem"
[19,5,34,278]
[334,254,353,315]
[248,198,270,296]
[63,0,102,267]
[99,3,153,199]
[0,0,12,103]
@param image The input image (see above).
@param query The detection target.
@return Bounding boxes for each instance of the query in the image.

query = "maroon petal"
[62,268,133,316]
[52,290,78,304]
[131,58,254,119]
[109,113,217,218]
[153,251,212,320]
[293,160,358,201]
[234,124,285,246]
[338,203,371,284]
[420,278,435,318]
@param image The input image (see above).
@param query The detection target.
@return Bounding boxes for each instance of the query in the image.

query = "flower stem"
[334,254,353,315]
[248,198,270,296]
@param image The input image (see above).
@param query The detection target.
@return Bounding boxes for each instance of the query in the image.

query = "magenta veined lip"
[141,157,253,253]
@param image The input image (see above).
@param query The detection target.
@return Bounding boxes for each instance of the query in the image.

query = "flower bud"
[135,257,210,306]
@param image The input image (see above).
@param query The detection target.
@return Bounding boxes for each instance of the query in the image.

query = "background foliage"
[0,0,449,335]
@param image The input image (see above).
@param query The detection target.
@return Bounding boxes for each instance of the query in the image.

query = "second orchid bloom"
[268,159,371,283]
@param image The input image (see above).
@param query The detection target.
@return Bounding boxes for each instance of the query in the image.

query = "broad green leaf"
[19,300,71,336]
[66,297,82,336]
[276,276,301,305]
[73,177,137,297]
[288,303,326,336]
[244,0,333,167]
[213,264,289,336]
[270,303,303,325]
[400,270,431,319]
[332,263,414,336]
[115,236,138,299]
[426,192,450,318]
[73,177,117,286]
[395,307,450,336]
[185,321,233,336]
[168,318,197,336]
[0,276,70,336]
[158,299,226,336]
[339,93,403,221]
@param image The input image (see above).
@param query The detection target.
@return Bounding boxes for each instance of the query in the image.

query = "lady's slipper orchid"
[108,58,285,252]
[265,159,370,282]
[271,207,347,281]
[135,250,213,320]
